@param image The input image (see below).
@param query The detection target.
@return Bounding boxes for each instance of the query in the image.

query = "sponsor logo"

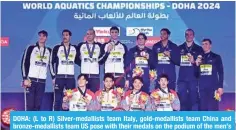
[83,36,110,44]
[120,40,134,44]
[0,37,9,46]
[93,27,120,36]
[145,37,160,47]
[126,27,153,36]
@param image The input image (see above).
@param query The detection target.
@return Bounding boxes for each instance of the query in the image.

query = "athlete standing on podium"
[50,29,79,111]
[177,29,202,111]
[102,26,128,88]
[76,29,109,93]
[152,28,180,90]
[21,30,53,111]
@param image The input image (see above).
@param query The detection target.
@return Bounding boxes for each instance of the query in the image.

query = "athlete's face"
[62,32,71,43]
[137,35,146,46]
[104,77,114,90]
[78,76,88,87]
[86,30,95,42]
[158,78,168,89]
[38,34,47,44]
[160,31,169,41]
[202,41,212,52]
[185,30,194,42]
[133,79,143,91]
[110,30,119,40]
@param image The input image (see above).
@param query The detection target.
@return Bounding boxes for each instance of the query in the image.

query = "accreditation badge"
[158,53,170,64]
[135,57,148,68]
[101,102,115,111]
[180,55,191,66]
[200,64,212,75]
[130,102,142,111]
[75,99,87,111]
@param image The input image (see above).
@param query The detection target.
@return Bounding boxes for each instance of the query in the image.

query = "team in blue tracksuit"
[195,39,224,111]
[126,46,155,94]
[178,41,202,111]
[126,33,155,94]
[152,40,180,90]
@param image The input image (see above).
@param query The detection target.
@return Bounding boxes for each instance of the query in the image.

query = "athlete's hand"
[107,44,113,52]
[62,102,69,110]
[145,53,149,59]
[23,79,31,87]
[125,80,129,89]
[129,94,134,104]
[164,51,171,58]
[217,88,224,96]
[63,96,69,103]
[52,78,56,86]
[140,103,145,110]
[195,58,201,66]
[83,97,90,104]
[195,55,202,66]
[188,54,195,64]
[132,73,137,78]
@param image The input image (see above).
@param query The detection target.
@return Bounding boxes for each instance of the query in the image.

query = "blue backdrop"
[1,1,235,93]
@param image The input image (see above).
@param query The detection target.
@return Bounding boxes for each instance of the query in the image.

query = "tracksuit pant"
[86,74,100,93]
[53,75,75,111]
[199,88,219,111]
[177,80,199,111]
[113,73,126,89]
[24,78,45,111]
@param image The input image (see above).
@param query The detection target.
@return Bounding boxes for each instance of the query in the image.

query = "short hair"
[160,28,171,35]
[158,73,169,81]
[87,28,95,35]
[132,76,144,84]
[110,26,119,33]
[77,74,88,81]
[62,29,72,36]
[202,38,212,44]
[38,30,48,37]
[137,33,147,40]
[103,73,115,81]
[185,28,195,35]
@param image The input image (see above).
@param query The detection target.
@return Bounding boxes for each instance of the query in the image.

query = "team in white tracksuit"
[102,26,128,88]
[77,29,110,93]
[50,29,80,111]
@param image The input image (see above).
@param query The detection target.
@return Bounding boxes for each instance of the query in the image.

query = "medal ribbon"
[37,42,46,61]
[86,42,95,58]
[63,44,71,60]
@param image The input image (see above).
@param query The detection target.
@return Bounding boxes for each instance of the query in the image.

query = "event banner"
[1,1,235,93]
[10,111,235,130]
